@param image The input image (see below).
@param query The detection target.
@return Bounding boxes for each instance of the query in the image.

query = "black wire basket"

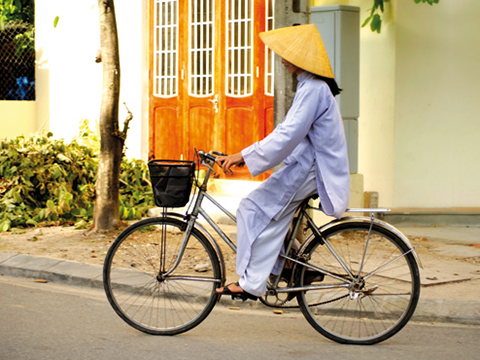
[147,160,196,208]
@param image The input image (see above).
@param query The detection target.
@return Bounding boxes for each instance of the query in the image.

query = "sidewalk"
[1,223,479,325]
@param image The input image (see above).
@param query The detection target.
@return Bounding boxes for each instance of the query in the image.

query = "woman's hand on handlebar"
[215,152,245,174]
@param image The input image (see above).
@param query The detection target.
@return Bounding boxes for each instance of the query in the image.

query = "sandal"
[216,282,258,302]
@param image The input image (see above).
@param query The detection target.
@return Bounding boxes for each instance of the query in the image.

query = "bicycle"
[103,150,421,345]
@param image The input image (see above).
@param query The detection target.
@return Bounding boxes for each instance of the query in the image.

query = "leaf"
[361,14,373,28]
[374,0,384,12]
[371,14,382,33]
[57,153,71,163]
[74,219,89,229]
[127,208,135,220]
[53,16,59,28]
[71,208,87,218]
[414,0,439,4]
[26,218,38,227]
[0,221,11,232]
[37,209,45,221]
[12,190,22,204]
[33,279,48,283]
[14,0,22,11]
[46,199,55,210]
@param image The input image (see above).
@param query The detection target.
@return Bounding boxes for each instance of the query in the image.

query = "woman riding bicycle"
[215,24,350,300]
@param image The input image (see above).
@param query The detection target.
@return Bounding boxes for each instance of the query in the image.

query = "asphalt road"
[1,276,479,360]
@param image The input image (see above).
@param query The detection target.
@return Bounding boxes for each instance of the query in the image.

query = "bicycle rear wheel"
[103,216,221,335]
[297,221,420,345]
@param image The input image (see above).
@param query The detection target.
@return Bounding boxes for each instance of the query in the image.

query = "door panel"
[149,0,274,179]
[152,107,182,160]
[225,107,257,156]
[188,106,216,155]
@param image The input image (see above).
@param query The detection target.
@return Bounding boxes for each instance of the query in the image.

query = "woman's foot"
[216,282,258,301]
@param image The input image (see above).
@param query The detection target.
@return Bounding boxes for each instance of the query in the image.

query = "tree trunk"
[94,0,123,231]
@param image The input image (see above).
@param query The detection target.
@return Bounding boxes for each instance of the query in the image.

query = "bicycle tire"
[296,221,420,345]
[103,216,221,335]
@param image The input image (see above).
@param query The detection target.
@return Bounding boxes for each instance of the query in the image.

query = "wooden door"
[149,0,275,180]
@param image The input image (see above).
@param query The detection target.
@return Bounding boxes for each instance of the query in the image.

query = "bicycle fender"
[299,217,423,269]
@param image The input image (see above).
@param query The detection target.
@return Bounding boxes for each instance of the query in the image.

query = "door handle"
[209,94,219,113]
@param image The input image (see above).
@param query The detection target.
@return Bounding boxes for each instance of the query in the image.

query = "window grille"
[189,0,214,97]
[265,0,274,96]
[154,0,178,98]
[0,22,35,100]
[226,0,253,97]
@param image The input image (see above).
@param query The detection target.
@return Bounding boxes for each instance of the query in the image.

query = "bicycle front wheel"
[297,221,420,345]
[103,216,221,335]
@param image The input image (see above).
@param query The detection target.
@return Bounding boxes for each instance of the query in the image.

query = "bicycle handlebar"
[197,150,217,163]
[211,151,228,157]
[197,150,228,162]
[197,150,233,175]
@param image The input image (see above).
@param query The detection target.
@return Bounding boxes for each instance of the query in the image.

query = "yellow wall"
[0,101,37,139]
[312,0,397,206]
[393,0,480,208]
[312,0,480,208]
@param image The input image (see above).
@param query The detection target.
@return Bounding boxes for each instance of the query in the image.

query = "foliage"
[0,0,34,30]
[13,27,34,56]
[118,159,154,223]
[362,0,439,34]
[0,120,154,232]
[0,0,35,59]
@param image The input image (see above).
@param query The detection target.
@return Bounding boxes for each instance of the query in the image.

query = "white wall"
[394,0,480,208]
[115,0,149,160]
[35,0,148,159]
[36,1,102,139]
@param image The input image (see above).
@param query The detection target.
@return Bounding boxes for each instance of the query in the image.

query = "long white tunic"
[236,72,350,290]
[242,71,349,218]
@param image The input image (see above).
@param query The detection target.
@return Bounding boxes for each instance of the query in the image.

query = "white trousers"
[237,164,317,296]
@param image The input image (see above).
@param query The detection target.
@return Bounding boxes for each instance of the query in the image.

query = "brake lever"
[201,160,217,176]
[200,150,233,175]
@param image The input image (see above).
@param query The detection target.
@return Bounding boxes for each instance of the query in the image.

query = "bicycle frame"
[163,151,420,295]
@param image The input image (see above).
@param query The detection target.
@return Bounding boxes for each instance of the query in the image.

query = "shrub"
[0,120,154,232]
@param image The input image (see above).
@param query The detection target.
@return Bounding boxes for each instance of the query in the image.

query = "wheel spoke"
[297,222,420,345]
[103,217,220,335]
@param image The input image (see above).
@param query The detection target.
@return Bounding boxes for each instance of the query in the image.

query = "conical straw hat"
[259,24,334,79]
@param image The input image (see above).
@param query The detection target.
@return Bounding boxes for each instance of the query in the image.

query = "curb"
[1,253,479,326]
[0,253,104,289]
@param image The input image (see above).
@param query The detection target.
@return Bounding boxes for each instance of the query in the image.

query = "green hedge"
[0,121,154,232]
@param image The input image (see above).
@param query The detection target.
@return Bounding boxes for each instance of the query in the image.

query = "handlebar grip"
[211,151,228,157]
[198,150,217,162]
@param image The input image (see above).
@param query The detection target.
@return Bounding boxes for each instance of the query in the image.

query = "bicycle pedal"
[231,293,258,302]
[231,294,247,301]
